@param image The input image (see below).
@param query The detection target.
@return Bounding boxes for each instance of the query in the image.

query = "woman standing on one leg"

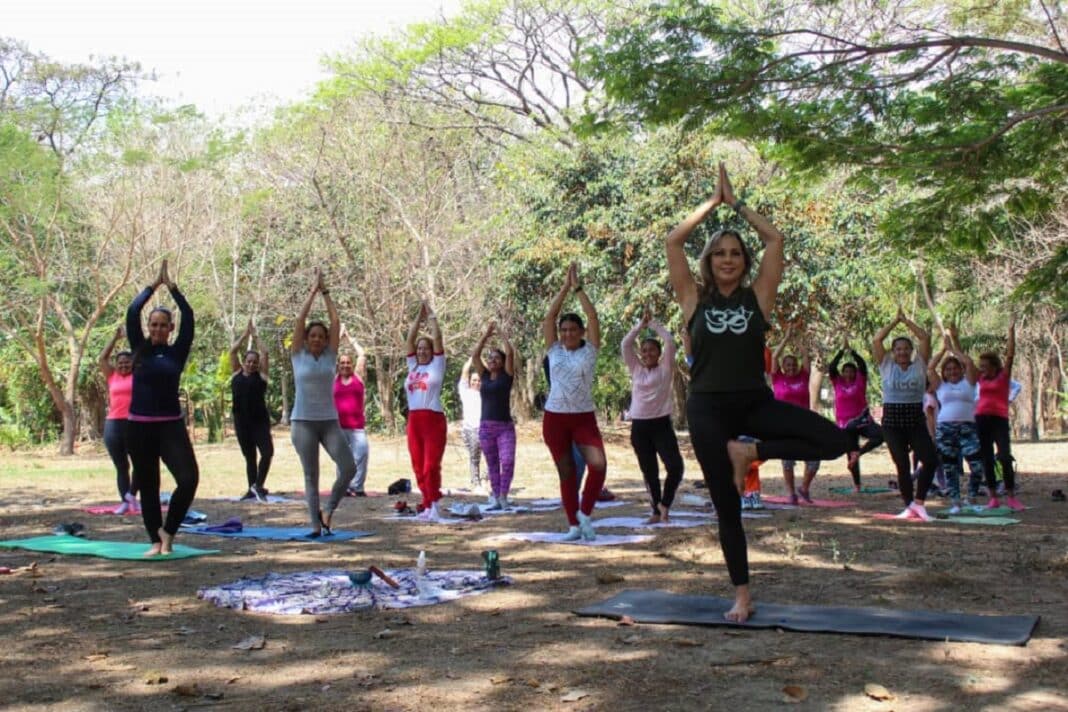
[99,326,137,514]
[472,321,517,509]
[125,260,198,556]
[622,306,684,524]
[770,326,819,503]
[290,270,356,537]
[542,262,607,541]
[404,301,447,521]
[230,320,273,503]
[828,336,883,491]
[667,163,854,621]
[872,307,938,520]
[334,327,369,497]
[975,317,1022,511]
[928,328,984,514]
[458,358,484,493]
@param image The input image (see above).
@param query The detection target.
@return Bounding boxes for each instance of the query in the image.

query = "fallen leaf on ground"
[617,615,637,627]
[670,638,703,647]
[204,692,224,700]
[782,685,808,703]
[84,653,109,662]
[173,683,200,697]
[560,689,591,702]
[232,635,266,650]
[226,677,241,684]
[864,683,895,701]
[525,679,540,688]
[596,571,625,584]
[175,626,197,636]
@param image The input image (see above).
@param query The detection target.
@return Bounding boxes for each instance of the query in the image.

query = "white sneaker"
[417,506,434,521]
[485,496,502,511]
[498,495,510,510]
[577,512,596,541]
[428,502,442,521]
[750,492,764,510]
[948,505,962,515]
[115,500,130,515]
[907,502,933,522]
[740,495,752,510]
[251,484,268,504]
[562,525,581,541]
[894,507,915,519]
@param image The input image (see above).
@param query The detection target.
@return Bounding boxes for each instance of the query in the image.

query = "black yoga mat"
[575,589,1039,646]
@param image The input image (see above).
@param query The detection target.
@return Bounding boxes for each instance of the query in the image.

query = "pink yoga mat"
[871,512,923,522]
[82,503,164,516]
[761,495,853,509]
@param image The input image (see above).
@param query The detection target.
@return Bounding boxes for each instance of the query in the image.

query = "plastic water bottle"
[415,550,430,599]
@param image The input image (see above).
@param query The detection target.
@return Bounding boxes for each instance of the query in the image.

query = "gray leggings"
[290,419,357,527]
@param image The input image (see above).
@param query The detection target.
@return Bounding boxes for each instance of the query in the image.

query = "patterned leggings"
[479,420,517,497]
[935,421,985,500]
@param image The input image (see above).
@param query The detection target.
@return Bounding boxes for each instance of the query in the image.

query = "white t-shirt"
[544,341,598,414]
[937,379,977,423]
[458,378,481,429]
[405,353,446,413]
[880,354,927,404]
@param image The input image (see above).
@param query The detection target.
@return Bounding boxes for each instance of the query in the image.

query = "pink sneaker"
[1004,496,1025,512]
[907,502,933,522]
[987,496,1001,510]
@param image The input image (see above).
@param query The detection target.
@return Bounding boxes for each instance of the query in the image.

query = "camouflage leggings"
[935,420,985,500]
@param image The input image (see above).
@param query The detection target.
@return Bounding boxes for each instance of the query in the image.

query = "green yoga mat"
[0,534,220,560]
[936,506,1016,518]
[830,486,893,495]
[938,516,1019,526]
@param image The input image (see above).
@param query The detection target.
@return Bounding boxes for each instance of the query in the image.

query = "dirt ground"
[1,423,1066,711]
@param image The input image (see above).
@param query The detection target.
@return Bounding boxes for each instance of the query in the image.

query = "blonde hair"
[697,229,753,300]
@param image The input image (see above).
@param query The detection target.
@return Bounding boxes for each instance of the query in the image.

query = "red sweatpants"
[407,410,447,505]
[542,410,606,526]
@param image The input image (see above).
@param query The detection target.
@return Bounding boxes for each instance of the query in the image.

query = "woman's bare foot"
[726,440,757,495]
[158,528,174,555]
[724,586,755,623]
[143,542,163,557]
[658,504,671,524]
[644,512,661,525]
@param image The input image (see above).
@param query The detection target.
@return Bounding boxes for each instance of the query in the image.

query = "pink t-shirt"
[622,321,676,420]
[772,370,810,409]
[106,372,133,420]
[830,372,868,427]
[333,375,366,430]
[976,370,1010,418]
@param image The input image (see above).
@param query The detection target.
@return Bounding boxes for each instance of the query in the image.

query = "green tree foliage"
[584,0,1068,305]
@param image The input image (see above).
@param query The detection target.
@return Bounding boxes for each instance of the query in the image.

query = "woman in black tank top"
[667,163,854,622]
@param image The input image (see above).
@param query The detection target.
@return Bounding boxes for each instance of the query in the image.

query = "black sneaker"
[251,485,268,504]
[240,489,256,501]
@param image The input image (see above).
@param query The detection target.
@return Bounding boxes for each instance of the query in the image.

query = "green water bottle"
[482,549,500,580]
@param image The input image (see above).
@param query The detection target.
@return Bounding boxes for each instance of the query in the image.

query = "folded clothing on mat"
[198,568,510,615]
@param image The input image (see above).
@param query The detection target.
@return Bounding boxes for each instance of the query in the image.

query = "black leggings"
[126,419,199,542]
[630,416,685,512]
[882,422,937,504]
[103,418,135,498]
[976,414,1015,493]
[687,390,854,586]
[845,409,884,486]
[234,416,274,489]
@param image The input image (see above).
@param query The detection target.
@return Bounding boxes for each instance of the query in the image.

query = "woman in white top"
[928,327,985,513]
[458,358,484,492]
[404,301,447,521]
[622,306,683,524]
[872,307,938,520]
[542,262,605,541]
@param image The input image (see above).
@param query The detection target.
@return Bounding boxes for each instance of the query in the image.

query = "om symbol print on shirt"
[704,305,754,335]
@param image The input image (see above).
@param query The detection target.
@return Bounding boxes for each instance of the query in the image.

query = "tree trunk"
[1028,356,1043,441]
[510,354,532,422]
[279,335,290,426]
[672,365,689,429]
[374,354,397,433]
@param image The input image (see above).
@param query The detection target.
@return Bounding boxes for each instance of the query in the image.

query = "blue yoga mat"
[185,526,374,542]
[576,589,1039,646]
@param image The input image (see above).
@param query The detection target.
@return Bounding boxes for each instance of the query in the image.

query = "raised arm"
[460,357,472,391]
[572,263,600,349]
[543,267,573,350]
[900,312,931,362]
[427,306,443,354]
[872,310,902,364]
[405,302,426,355]
[501,331,516,377]
[320,272,340,353]
[471,322,495,374]
[828,348,845,379]
[126,260,168,351]
[292,269,320,354]
[253,323,269,381]
[651,318,676,372]
[666,186,721,322]
[770,324,793,375]
[927,340,948,391]
[99,325,124,378]
[853,349,868,379]
[621,319,642,371]
[721,163,783,320]
[168,283,195,363]
[229,321,251,374]
[341,326,366,382]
